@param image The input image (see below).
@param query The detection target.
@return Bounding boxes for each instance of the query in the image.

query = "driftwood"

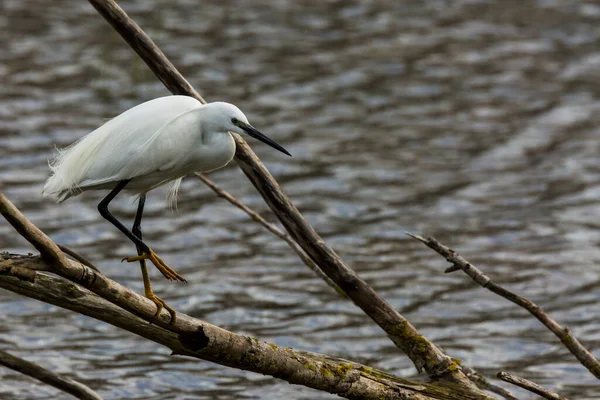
[0,194,491,400]
[2,0,597,398]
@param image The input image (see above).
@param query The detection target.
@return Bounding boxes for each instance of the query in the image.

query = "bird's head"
[206,102,291,156]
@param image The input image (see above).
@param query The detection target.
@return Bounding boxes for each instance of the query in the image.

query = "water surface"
[2,0,600,398]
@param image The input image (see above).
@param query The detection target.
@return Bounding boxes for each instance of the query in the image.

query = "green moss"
[336,363,353,376]
[65,284,77,296]
[316,362,354,379]
[245,336,259,345]
[268,343,279,351]
[390,322,431,354]
[304,363,316,372]
[319,364,334,377]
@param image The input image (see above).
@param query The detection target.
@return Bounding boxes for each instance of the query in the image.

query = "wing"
[43,96,203,198]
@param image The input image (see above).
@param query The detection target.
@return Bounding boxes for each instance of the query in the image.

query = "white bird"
[43,95,290,323]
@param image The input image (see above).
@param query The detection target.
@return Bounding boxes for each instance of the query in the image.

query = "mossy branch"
[84,0,487,390]
[1,192,499,399]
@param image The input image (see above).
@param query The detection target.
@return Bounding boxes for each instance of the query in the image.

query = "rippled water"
[2,0,600,399]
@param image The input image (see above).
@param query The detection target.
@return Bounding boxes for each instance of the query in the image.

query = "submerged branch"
[407,232,600,380]
[0,350,103,400]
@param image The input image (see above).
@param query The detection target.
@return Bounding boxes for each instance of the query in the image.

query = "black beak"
[238,122,291,156]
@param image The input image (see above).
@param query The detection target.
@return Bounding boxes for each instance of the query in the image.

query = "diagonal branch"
[497,371,569,400]
[232,136,466,379]
[0,193,67,268]
[0,350,103,400]
[82,0,482,386]
[407,232,600,380]
[0,264,491,400]
[1,192,494,399]
[0,263,494,400]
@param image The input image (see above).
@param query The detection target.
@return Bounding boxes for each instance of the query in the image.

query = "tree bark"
[0,255,489,400]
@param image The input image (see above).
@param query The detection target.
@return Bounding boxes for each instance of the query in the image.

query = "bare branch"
[497,371,568,400]
[194,173,345,297]
[0,256,485,400]
[0,193,68,269]
[407,232,600,379]
[463,366,518,400]
[0,193,495,399]
[0,349,102,400]
[57,245,99,272]
[232,136,485,384]
[83,0,484,387]
[87,0,204,103]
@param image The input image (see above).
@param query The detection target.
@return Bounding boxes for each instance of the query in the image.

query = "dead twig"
[0,349,103,400]
[194,173,345,297]
[407,232,600,379]
[497,371,568,400]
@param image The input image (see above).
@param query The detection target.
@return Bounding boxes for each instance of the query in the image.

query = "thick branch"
[407,232,600,380]
[0,193,493,399]
[0,256,485,400]
[0,193,68,268]
[497,371,569,400]
[83,0,482,387]
[0,350,103,400]
[87,0,204,102]
[233,135,466,378]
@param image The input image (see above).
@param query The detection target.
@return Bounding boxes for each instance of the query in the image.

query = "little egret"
[43,95,290,323]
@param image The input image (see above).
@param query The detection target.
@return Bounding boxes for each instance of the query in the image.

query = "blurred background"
[2,0,600,398]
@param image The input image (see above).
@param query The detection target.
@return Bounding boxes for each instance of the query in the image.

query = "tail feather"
[167,177,183,209]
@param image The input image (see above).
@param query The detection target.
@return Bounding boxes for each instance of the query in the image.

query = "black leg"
[132,194,146,241]
[98,180,150,253]
[99,180,186,285]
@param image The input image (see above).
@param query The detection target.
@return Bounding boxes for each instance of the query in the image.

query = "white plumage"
[42,95,290,324]
[43,96,251,204]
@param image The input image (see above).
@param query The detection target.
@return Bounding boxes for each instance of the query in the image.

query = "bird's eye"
[231,118,238,124]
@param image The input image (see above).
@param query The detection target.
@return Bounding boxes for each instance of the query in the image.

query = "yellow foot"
[123,249,187,282]
[146,292,177,325]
